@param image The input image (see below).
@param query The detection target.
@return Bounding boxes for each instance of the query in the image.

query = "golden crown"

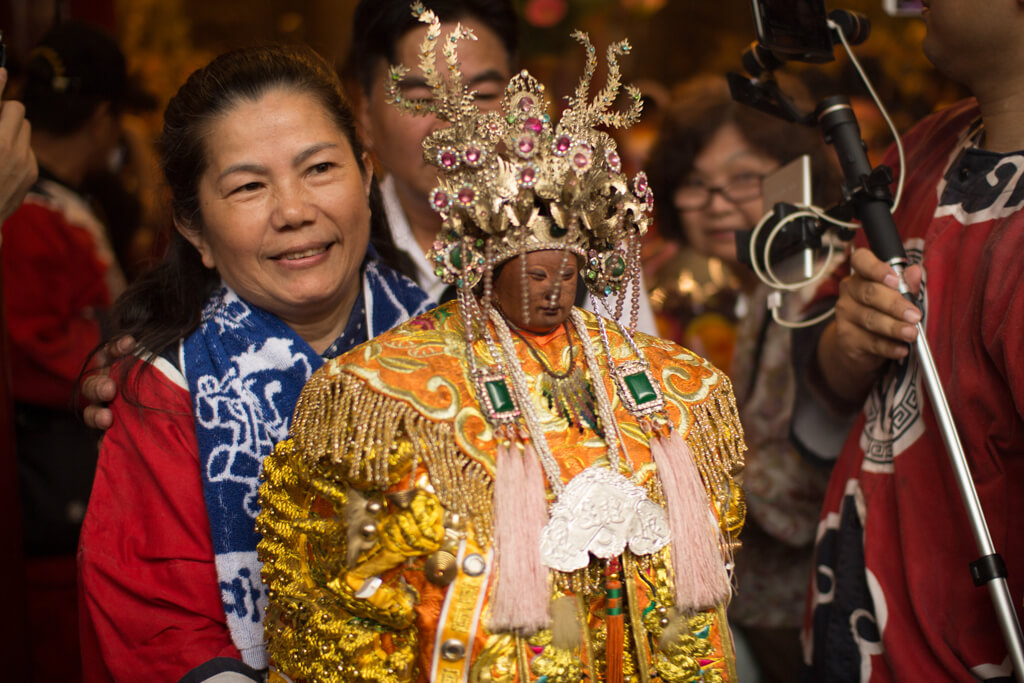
[387,2,654,297]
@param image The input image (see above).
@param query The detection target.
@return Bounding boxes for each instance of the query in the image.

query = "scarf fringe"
[679,373,746,494]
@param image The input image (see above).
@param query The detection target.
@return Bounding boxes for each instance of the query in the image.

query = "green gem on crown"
[624,371,657,405]
[608,254,626,278]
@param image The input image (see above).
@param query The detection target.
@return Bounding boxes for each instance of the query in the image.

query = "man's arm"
[0,68,37,223]
[790,247,924,460]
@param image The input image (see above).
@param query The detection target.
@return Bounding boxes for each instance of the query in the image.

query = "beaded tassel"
[490,432,551,633]
[605,556,625,683]
[653,427,731,609]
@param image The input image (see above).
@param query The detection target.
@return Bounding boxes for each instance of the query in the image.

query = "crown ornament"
[387,2,654,299]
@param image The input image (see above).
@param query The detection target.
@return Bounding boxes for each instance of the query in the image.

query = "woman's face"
[182,88,371,331]
[493,250,579,334]
[674,123,779,266]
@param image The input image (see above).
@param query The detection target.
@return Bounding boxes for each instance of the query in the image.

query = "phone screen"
[750,0,835,63]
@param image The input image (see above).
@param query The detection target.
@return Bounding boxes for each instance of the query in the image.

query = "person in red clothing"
[77,44,430,682]
[792,0,1024,679]
[1,21,148,556]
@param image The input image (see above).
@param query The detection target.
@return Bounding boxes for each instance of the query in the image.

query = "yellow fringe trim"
[681,372,747,505]
[290,367,496,546]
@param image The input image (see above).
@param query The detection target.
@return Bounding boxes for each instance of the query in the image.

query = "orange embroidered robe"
[258,301,746,682]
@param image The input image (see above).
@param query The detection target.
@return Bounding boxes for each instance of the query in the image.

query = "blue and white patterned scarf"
[182,257,430,668]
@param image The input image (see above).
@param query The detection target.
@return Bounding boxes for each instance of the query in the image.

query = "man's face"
[359,18,511,206]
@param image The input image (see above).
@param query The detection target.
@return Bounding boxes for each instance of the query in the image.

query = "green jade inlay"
[485,379,515,413]
[608,255,625,277]
[624,371,657,405]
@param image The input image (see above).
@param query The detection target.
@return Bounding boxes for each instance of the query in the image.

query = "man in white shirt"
[348,0,658,333]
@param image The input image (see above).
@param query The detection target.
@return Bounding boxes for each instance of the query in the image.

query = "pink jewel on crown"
[606,149,622,173]
[430,188,452,212]
[457,185,477,206]
[437,147,460,170]
[464,146,484,166]
[518,163,538,188]
[634,171,649,195]
[523,117,543,134]
[571,143,593,175]
[552,134,572,157]
[516,134,537,159]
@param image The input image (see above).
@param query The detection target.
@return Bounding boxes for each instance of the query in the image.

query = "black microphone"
[817,95,905,264]
[828,9,871,46]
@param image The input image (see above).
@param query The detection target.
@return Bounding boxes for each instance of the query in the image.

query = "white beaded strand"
[489,308,566,496]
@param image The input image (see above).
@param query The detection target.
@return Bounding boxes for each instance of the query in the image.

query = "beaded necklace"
[504,318,601,434]
[487,306,672,571]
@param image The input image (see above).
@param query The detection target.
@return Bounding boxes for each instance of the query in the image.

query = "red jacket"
[78,354,241,681]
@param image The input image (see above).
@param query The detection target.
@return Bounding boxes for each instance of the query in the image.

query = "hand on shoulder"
[82,335,138,430]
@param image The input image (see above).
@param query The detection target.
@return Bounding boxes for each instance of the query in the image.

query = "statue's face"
[493,250,579,334]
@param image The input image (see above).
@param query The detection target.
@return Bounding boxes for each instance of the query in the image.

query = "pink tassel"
[652,428,730,610]
[489,439,551,633]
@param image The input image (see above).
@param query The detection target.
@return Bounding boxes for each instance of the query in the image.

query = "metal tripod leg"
[895,264,1024,681]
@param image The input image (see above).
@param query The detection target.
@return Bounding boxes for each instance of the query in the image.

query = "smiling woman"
[183,88,372,351]
[76,45,431,682]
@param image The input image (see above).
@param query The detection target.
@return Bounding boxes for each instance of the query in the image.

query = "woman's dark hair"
[21,21,131,135]
[110,44,393,378]
[646,73,839,244]
[348,0,519,97]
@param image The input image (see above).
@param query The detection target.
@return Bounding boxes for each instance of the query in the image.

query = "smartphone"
[750,0,835,63]
[883,0,923,16]
[762,154,812,212]
[736,155,819,276]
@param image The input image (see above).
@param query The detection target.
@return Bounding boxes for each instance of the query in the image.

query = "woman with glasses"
[647,73,842,683]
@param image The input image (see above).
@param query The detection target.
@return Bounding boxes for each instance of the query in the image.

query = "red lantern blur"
[524,0,568,28]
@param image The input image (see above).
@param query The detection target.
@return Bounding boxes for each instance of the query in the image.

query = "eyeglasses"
[673,172,765,210]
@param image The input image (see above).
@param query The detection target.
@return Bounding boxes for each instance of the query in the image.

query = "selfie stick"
[819,91,1024,683]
